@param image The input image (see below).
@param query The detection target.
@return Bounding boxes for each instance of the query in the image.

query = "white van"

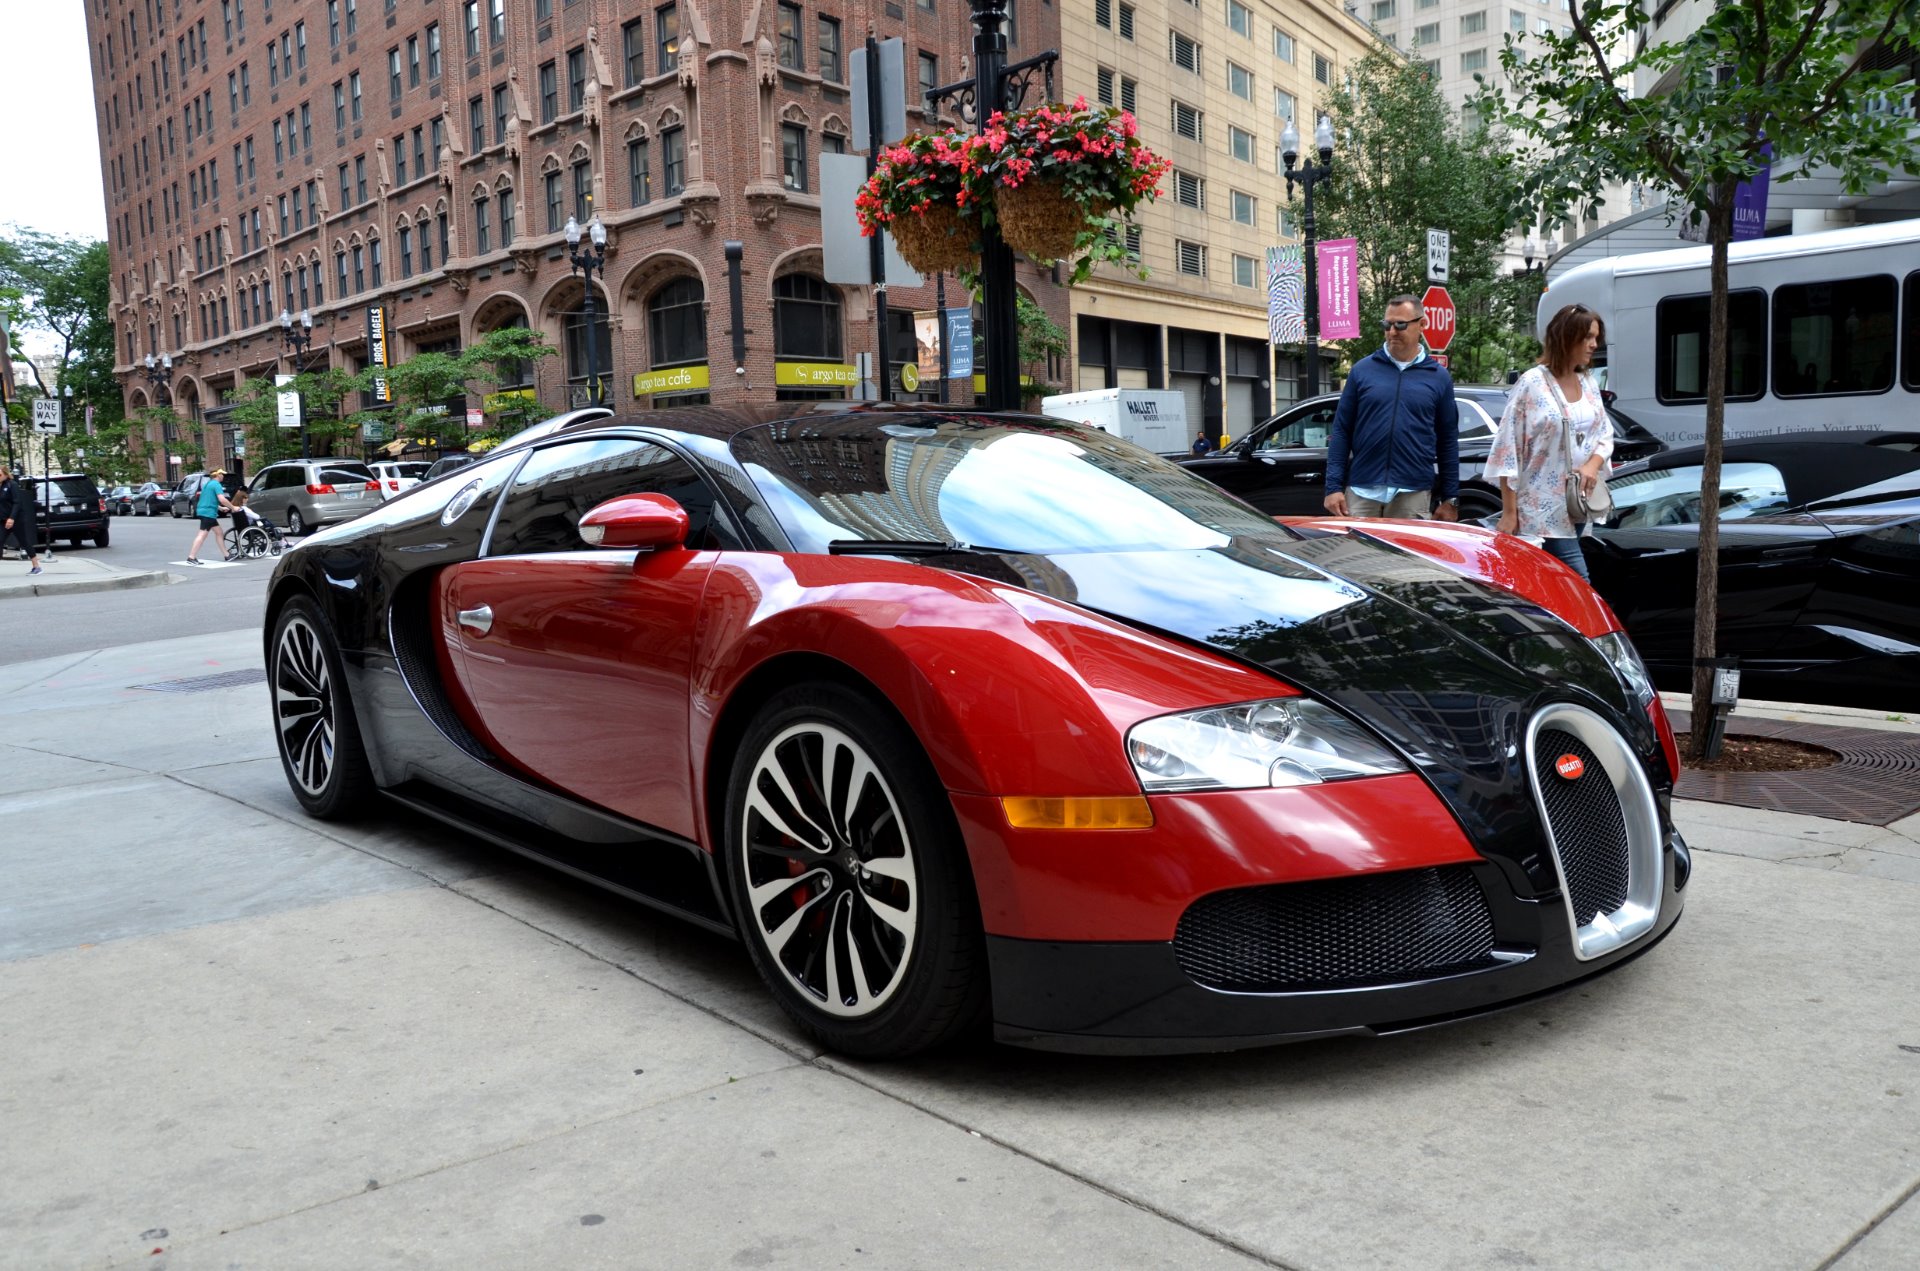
[1540,219,1920,444]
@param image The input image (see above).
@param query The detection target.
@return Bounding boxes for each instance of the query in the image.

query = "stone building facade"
[88,0,1069,480]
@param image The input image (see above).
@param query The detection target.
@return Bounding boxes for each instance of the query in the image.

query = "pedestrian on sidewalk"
[0,463,44,575]
[1323,294,1461,521]
[186,468,233,565]
[1486,302,1614,580]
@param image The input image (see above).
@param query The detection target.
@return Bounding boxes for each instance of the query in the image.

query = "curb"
[0,570,180,600]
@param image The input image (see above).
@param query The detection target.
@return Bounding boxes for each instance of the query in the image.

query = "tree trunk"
[1685,192,1738,761]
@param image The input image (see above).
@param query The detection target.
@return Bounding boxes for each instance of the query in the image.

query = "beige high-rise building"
[1061,0,1381,441]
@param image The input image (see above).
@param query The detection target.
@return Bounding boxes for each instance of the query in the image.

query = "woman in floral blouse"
[1486,303,1613,580]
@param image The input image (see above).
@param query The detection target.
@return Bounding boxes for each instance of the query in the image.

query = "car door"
[437,436,731,839]
[1586,459,1834,673]
[1183,399,1340,516]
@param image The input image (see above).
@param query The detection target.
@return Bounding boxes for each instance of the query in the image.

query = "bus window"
[1655,289,1767,405]
[1904,273,1920,393]
[1773,274,1897,397]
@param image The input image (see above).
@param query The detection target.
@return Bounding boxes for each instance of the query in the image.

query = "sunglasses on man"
[1381,317,1425,332]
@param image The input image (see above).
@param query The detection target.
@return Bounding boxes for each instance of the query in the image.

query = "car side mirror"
[579,493,689,551]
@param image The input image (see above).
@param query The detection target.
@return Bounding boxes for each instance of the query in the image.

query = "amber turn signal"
[1000,796,1155,830]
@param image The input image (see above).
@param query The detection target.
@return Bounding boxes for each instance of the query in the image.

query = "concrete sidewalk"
[1,630,1916,1270]
[0,551,175,600]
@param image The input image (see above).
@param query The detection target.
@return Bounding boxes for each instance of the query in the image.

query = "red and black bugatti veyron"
[264,406,1688,1057]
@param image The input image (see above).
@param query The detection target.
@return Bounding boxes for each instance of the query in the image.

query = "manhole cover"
[135,668,269,694]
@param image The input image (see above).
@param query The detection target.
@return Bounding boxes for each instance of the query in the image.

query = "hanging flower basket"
[975,100,1171,278]
[854,129,985,275]
[887,203,979,276]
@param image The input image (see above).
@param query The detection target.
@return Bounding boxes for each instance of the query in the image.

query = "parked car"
[130,481,170,515]
[33,473,110,548]
[1583,430,1920,711]
[169,471,208,518]
[370,460,431,499]
[244,459,381,535]
[105,485,136,515]
[265,405,1687,1059]
[422,453,478,482]
[1183,389,1668,521]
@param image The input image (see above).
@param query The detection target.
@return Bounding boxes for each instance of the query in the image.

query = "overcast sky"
[2,6,108,242]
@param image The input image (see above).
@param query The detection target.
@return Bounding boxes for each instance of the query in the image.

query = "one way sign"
[31,398,63,434]
[1426,228,1450,283]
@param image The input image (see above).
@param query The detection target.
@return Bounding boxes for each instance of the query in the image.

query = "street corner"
[0,550,178,599]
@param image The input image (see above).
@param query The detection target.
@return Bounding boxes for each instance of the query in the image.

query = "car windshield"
[40,478,96,503]
[734,415,1289,555]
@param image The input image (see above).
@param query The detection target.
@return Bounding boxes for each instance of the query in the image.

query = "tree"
[1313,47,1526,371]
[0,230,127,475]
[370,325,556,449]
[1016,293,1069,400]
[1477,0,1919,757]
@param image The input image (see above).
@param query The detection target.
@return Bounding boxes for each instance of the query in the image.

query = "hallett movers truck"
[1038,389,1189,454]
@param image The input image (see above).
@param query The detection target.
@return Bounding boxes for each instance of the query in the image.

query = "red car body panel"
[1281,517,1622,638]
[952,775,1480,941]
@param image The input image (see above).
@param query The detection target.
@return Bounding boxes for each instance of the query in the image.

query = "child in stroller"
[224,488,285,559]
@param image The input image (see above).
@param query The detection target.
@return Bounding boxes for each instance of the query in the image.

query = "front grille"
[1173,865,1499,993]
[1533,728,1631,925]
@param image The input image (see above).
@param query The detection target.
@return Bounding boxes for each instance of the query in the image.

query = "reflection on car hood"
[938,529,1647,893]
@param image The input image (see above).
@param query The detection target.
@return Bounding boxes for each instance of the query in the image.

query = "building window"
[412,126,425,174]
[1225,0,1251,37]
[572,160,592,220]
[491,0,506,41]
[778,2,803,69]
[499,190,515,244]
[1173,170,1204,208]
[334,81,346,129]
[427,23,441,77]
[1272,27,1294,60]
[351,72,363,119]
[774,274,842,364]
[494,85,510,141]
[1231,189,1254,224]
[1233,253,1258,287]
[474,197,490,254]
[539,61,557,123]
[918,52,939,107]
[465,1,480,56]
[545,170,563,231]
[329,0,340,45]
[1227,62,1252,99]
[410,36,423,87]
[823,131,846,154]
[390,47,403,99]
[662,126,686,195]
[818,16,842,81]
[1422,20,1444,42]
[1096,0,1111,27]
[1172,99,1203,141]
[1460,48,1487,72]
[648,276,706,369]
[567,46,586,113]
[1120,76,1138,113]
[656,5,679,73]
[1096,67,1114,105]
[399,224,413,276]
[469,96,486,151]
[1228,125,1254,162]
[419,219,433,271]
[1372,0,1396,18]
[1170,31,1200,75]
[623,18,645,85]
[1274,87,1295,120]
[301,104,312,149]
[345,0,357,36]
[1508,10,1525,33]
[1119,3,1135,39]
[1176,240,1206,277]
[563,296,614,404]
[1461,10,1487,34]
[629,138,651,204]
[781,124,807,191]
[1279,206,1298,237]
[370,238,383,286]
[352,245,365,292]
[339,163,351,207]
[1314,53,1332,83]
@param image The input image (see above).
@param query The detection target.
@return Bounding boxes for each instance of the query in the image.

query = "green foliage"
[1313,47,1527,364]
[0,230,127,471]
[369,326,557,449]
[1016,294,1068,367]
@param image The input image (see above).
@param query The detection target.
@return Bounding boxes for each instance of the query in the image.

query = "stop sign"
[1423,285,1456,352]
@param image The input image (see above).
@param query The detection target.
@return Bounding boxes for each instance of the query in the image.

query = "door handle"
[457,604,493,636]
[1292,471,1324,482]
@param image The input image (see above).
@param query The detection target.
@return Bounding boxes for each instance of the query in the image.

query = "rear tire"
[269,596,375,820]
[1456,490,1502,523]
[725,682,987,1059]
[288,508,307,537]
[93,525,109,548]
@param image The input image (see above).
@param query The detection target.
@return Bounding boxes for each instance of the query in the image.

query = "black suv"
[34,474,111,548]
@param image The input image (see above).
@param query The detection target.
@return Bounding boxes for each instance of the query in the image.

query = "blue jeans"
[1541,536,1590,580]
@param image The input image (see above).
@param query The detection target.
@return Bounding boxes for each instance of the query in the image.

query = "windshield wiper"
[827,539,1018,557]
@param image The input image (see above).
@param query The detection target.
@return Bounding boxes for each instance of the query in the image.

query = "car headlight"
[1592,631,1655,706]
[1125,698,1408,793]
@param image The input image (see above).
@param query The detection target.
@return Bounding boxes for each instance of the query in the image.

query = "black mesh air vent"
[1533,728,1630,925]
[389,576,495,765]
[1173,865,1499,993]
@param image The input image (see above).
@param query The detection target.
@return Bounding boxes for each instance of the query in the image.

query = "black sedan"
[105,485,136,515]
[1583,430,1920,710]
[1184,389,1664,522]
[129,481,169,515]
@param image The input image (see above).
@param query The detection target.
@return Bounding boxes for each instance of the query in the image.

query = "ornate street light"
[1281,115,1337,398]
[564,214,609,406]
[280,308,315,460]
[142,353,176,479]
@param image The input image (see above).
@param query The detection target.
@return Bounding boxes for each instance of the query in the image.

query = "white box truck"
[1038,389,1190,455]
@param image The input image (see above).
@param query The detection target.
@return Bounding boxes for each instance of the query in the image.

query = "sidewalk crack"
[1815,1172,1920,1269]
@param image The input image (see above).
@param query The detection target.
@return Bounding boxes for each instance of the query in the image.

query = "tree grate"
[134,668,269,694]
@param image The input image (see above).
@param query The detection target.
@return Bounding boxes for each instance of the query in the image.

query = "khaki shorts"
[1343,488,1430,519]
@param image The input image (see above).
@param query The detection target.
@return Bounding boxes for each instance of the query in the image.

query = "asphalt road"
[0,510,275,666]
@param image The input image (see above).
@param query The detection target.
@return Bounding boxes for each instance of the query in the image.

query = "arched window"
[648,276,710,407]
[773,274,846,401]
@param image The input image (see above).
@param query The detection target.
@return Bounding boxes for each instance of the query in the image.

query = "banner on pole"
[944,309,974,378]
[1732,141,1772,241]
[1316,238,1360,341]
[1266,246,1304,344]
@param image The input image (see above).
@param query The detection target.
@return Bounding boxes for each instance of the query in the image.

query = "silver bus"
[1540,218,1920,444]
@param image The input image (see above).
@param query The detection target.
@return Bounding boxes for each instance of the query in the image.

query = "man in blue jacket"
[1323,294,1461,520]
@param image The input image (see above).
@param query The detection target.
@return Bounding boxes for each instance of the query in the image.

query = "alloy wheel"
[738,722,919,1019]
[274,613,336,797]
[288,509,306,537]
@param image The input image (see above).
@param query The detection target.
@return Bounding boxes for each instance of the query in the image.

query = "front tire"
[725,683,987,1059]
[269,596,375,819]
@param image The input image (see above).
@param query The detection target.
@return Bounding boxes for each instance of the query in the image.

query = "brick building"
[88,0,1069,480]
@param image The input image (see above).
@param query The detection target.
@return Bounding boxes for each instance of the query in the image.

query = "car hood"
[937,528,1653,895]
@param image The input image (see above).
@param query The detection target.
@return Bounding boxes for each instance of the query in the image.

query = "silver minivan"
[245,459,381,536]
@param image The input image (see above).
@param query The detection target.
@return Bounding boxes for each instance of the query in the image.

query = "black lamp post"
[564,214,608,406]
[1281,116,1336,399]
[1521,234,1546,276]
[142,353,174,479]
[279,308,314,460]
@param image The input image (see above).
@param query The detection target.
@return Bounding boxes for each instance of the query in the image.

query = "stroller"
[224,503,286,560]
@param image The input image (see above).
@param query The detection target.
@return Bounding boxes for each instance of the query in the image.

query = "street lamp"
[1521,235,1545,275]
[280,308,314,460]
[564,214,608,406]
[142,353,175,480]
[1281,115,1336,399]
